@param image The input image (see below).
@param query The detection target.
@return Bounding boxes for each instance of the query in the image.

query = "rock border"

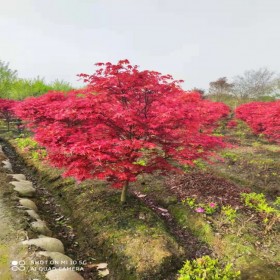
[1,144,85,280]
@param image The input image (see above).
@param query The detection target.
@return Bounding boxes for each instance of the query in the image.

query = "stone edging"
[1,144,84,280]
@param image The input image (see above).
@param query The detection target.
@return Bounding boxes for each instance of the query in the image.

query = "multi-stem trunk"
[121,181,129,204]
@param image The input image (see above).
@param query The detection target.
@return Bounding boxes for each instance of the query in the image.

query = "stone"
[22,237,65,254]
[8,174,27,181]
[31,220,52,236]
[37,251,74,268]
[96,263,108,270]
[26,209,40,220]
[10,180,33,188]
[2,160,12,171]
[13,185,36,198]
[98,268,110,277]
[19,199,38,211]
[46,269,84,280]
[10,181,35,197]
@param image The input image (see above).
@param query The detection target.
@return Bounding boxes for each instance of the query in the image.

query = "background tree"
[9,77,73,100]
[209,77,234,102]
[9,77,51,100]
[0,60,17,98]
[50,79,73,92]
[0,60,73,100]
[192,87,205,98]
[272,75,280,99]
[233,68,275,100]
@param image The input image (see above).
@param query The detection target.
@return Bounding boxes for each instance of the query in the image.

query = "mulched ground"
[165,171,251,208]
[132,190,212,259]
[130,171,253,259]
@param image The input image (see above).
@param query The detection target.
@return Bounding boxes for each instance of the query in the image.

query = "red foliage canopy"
[15,60,229,189]
[236,101,280,143]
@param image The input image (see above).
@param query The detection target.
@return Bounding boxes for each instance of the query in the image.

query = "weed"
[15,137,39,150]
[14,137,47,160]
[274,197,280,208]
[182,197,196,208]
[221,205,237,224]
[241,192,280,233]
[222,152,239,164]
[182,197,218,215]
[193,159,207,171]
[178,255,240,280]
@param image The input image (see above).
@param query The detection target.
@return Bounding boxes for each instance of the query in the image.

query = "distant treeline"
[195,68,280,107]
[0,60,74,100]
[2,59,280,106]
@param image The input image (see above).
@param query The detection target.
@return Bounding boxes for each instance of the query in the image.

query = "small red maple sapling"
[0,98,19,131]
[15,60,229,203]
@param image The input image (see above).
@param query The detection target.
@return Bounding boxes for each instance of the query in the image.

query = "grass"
[211,122,280,197]
[129,124,280,279]
[1,119,280,279]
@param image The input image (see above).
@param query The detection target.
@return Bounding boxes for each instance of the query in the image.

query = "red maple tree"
[0,98,19,131]
[236,101,280,143]
[15,60,229,202]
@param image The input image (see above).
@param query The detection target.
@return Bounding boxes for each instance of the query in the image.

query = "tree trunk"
[121,182,129,204]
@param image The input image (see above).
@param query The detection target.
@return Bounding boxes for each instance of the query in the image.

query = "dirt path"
[0,168,43,280]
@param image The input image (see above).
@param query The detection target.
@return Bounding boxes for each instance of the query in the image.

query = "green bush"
[178,256,240,280]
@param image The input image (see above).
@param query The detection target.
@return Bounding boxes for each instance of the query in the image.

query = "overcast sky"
[0,0,280,90]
